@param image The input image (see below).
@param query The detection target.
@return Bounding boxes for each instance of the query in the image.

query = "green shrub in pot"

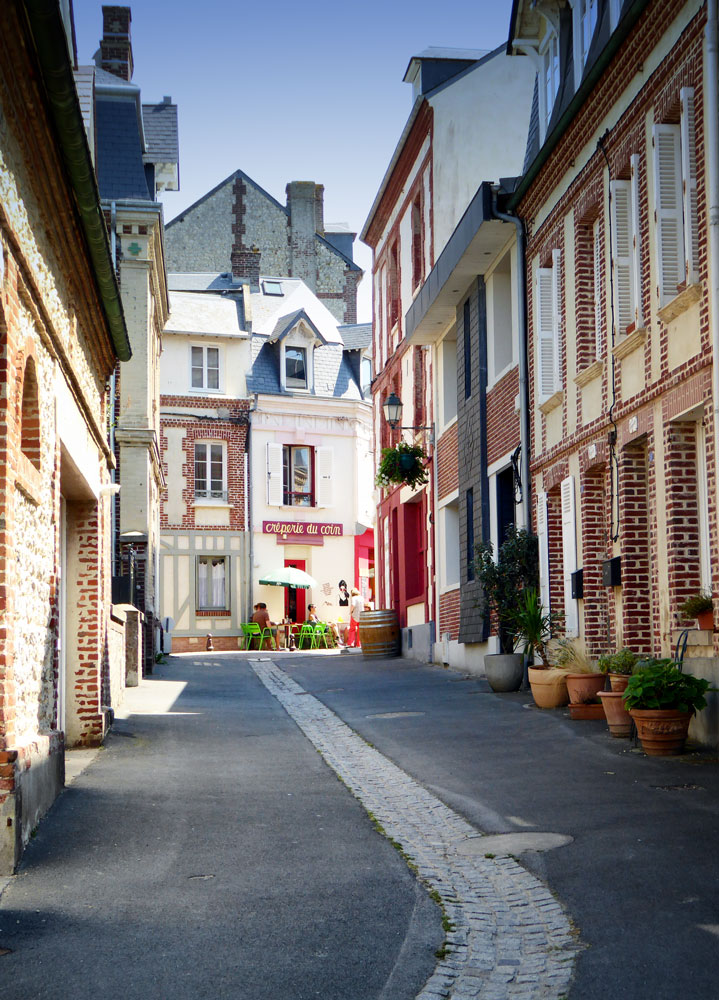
[622,663,710,714]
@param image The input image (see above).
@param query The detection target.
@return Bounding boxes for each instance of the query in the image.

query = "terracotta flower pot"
[566,672,606,704]
[568,701,605,720]
[598,690,632,737]
[629,708,693,756]
[609,672,630,693]
[528,667,569,709]
[697,609,714,630]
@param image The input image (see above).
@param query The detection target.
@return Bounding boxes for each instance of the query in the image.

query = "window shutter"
[267,443,283,505]
[536,491,551,611]
[680,88,699,285]
[537,267,556,402]
[653,123,684,304]
[610,180,634,335]
[630,154,644,327]
[593,219,603,358]
[561,476,579,638]
[316,446,333,507]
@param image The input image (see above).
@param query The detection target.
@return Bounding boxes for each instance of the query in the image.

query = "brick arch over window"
[21,355,41,471]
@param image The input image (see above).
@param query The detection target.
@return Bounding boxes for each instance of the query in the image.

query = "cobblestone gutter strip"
[250,659,579,1000]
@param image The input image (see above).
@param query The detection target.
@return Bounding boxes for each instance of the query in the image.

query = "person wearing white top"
[348,587,365,647]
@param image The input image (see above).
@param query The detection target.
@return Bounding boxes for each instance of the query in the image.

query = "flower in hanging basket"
[375,441,429,491]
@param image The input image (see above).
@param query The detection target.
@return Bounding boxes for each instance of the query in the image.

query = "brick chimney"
[231,247,261,290]
[100,6,133,82]
[287,181,324,291]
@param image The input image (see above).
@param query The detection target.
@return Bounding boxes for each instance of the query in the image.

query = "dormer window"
[572,0,598,87]
[542,31,560,132]
[285,346,307,389]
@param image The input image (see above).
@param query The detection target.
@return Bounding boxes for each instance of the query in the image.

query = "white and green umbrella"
[259,567,317,589]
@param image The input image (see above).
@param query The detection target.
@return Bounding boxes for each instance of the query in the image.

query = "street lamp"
[382,392,434,445]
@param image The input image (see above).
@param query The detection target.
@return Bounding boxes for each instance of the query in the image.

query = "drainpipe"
[110,200,118,573]
[491,192,531,530]
[707,0,719,590]
[246,392,259,621]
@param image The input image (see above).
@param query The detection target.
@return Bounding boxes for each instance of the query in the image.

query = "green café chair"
[296,623,315,649]
[242,621,276,651]
[311,623,330,649]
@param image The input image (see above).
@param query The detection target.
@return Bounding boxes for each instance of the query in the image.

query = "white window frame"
[571,0,598,88]
[438,493,460,594]
[189,343,222,393]
[196,555,228,611]
[487,249,516,386]
[279,329,314,393]
[541,29,560,134]
[536,249,561,404]
[194,440,227,504]
[652,90,698,307]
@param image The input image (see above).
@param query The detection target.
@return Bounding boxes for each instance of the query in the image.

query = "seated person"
[251,602,277,649]
[305,604,341,645]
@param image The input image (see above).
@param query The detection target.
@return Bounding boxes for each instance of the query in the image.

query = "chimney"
[231,247,261,290]
[100,6,133,82]
[286,181,323,291]
[314,184,325,236]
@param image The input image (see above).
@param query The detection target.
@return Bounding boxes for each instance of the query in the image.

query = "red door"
[284,558,306,623]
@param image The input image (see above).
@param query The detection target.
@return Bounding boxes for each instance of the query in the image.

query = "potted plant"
[511,589,567,708]
[557,640,606,719]
[375,441,429,491]
[474,527,538,692]
[598,647,638,692]
[622,661,711,755]
[678,591,714,631]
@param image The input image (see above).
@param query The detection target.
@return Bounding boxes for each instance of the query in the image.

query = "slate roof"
[73,67,95,162]
[167,272,240,292]
[246,336,364,401]
[165,291,246,337]
[96,96,151,200]
[338,323,371,351]
[142,100,179,162]
[251,281,344,345]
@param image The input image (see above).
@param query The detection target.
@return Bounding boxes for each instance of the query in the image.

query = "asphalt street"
[1,649,718,999]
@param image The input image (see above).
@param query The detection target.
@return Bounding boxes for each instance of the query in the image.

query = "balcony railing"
[195,488,228,502]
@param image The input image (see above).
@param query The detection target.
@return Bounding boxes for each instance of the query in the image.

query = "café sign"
[263,520,343,538]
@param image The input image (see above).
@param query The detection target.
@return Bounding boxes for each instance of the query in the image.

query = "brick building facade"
[0,1,132,871]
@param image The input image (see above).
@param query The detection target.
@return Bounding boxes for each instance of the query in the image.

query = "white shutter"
[653,123,684,304]
[630,154,644,327]
[536,491,550,611]
[680,87,699,285]
[593,219,603,358]
[267,442,283,506]
[561,476,579,637]
[610,180,634,335]
[537,267,556,402]
[316,446,333,507]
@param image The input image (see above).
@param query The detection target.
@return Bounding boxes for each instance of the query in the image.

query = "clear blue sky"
[73,0,516,321]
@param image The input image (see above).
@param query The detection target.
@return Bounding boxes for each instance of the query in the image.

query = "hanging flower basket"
[375,441,429,491]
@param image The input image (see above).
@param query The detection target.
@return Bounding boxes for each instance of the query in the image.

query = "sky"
[72,0,516,322]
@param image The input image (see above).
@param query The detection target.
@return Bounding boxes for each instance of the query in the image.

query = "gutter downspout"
[110,200,118,573]
[491,192,531,530]
[707,0,719,596]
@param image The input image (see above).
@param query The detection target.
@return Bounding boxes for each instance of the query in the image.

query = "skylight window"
[262,280,283,296]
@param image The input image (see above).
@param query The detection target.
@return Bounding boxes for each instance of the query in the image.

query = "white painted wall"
[160,334,250,399]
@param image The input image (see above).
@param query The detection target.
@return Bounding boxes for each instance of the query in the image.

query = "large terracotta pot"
[483,653,524,693]
[609,673,630,693]
[566,672,606,704]
[629,709,693,755]
[598,690,632,737]
[697,609,714,630]
[528,667,570,709]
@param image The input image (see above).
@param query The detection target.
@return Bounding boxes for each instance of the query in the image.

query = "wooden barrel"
[359,609,400,658]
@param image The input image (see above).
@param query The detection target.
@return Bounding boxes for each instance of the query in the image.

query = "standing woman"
[348,587,365,648]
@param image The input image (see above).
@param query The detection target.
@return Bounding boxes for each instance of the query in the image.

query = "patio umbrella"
[259,567,317,589]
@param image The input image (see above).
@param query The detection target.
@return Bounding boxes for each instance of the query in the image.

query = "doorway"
[284,558,306,622]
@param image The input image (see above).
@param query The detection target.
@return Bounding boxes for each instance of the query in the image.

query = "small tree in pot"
[474,526,538,692]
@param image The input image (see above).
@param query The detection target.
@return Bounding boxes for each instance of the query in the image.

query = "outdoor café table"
[276,622,298,650]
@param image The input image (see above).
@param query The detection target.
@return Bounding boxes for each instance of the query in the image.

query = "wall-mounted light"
[382,392,434,446]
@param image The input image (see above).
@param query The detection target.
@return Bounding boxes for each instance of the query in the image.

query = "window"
[441,499,460,589]
[573,0,598,85]
[285,347,307,389]
[466,488,475,582]
[388,241,399,329]
[489,251,513,380]
[21,357,41,471]
[267,443,333,507]
[463,299,472,398]
[610,154,643,335]
[262,280,283,296]
[191,345,220,391]
[542,31,560,131]
[194,442,226,502]
[653,88,699,305]
[283,445,312,506]
[197,555,227,610]
[411,195,423,289]
[536,249,561,403]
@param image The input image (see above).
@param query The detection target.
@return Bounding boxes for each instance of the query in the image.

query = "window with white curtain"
[197,556,227,610]
[194,442,226,501]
